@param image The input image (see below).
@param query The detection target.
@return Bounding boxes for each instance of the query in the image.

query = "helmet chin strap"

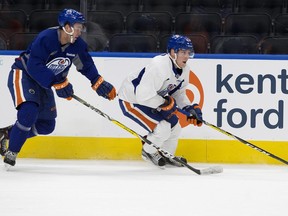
[62,26,75,43]
[169,53,182,69]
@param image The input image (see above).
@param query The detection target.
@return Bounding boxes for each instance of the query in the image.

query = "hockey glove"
[92,75,116,100]
[183,104,203,127]
[158,96,179,127]
[53,78,73,100]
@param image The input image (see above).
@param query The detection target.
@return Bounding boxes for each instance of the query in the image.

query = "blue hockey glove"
[158,96,178,127]
[92,75,116,100]
[53,78,73,100]
[183,104,203,127]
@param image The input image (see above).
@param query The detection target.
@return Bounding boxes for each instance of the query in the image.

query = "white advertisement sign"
[189,58,287,141]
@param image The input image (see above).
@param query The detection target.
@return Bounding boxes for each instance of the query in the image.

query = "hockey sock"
[8,102,39,152]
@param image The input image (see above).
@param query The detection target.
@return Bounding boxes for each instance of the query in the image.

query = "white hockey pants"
[143,120,182,155]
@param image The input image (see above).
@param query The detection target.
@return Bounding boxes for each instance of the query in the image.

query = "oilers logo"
[167,83,176,92]
[157,79,184,96]
[157,83,176,96]
[46,57,71,75]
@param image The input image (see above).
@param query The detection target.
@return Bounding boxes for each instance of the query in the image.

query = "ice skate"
[0,125,12,156]
[164,156,187,167]
[141,148,166,168]
[4,150,17,170]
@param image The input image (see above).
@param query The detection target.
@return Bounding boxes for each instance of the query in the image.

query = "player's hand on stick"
[53,78,74,100]
[92,75,116,100]
[158,96,178,127]
[183,104,203,127]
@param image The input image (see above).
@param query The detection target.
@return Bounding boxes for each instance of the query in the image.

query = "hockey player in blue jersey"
[0,9,116,167]
[118,35,203,167]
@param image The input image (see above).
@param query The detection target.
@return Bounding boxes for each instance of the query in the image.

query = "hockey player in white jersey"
[118,35,203,167]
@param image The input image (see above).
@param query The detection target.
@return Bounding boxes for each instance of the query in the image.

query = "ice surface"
[0,159,287,216]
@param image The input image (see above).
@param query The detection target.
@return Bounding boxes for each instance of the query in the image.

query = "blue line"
[1,50,288,60]
[89,52,160,58]
[0,50,22,55]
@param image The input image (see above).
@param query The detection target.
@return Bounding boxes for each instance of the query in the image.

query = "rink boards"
[19,136,288,165]
[1,52,288,164]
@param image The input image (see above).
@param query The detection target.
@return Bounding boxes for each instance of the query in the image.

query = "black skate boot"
[164,156,187,167]
[141,148,166,167]
[4,150,18,168]
[0,125,12,156]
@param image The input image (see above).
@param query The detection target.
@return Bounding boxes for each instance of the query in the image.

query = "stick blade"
[200,166,223,175]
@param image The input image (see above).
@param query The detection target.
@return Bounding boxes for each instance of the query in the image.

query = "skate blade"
[200,166,223,175]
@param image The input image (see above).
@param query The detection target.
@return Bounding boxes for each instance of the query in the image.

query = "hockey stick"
[178,108,288,165]
[202,120,288,165]
[178,109,288,164]
[72,94,223,175]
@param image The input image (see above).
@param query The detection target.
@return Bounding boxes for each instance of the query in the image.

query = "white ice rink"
[0,159,287,216]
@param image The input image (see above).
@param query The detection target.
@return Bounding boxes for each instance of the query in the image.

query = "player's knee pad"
[17,102,39,129]
[35,119,56,135]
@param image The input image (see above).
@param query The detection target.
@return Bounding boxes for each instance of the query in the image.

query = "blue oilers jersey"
[13,27,99,88]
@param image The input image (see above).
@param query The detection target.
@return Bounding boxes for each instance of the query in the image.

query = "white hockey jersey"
[118,54,192,109]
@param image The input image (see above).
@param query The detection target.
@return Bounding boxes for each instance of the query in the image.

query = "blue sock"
[8,102,39,153]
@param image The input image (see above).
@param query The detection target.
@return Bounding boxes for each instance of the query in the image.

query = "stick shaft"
[203,120,288,165]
